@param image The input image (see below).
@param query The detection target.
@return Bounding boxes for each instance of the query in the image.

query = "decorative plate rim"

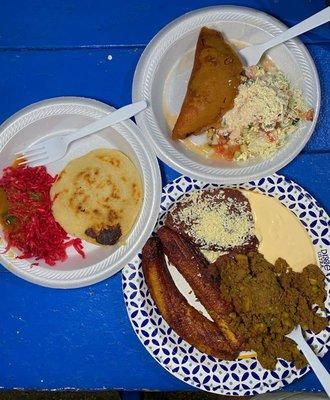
[122,173,330,396]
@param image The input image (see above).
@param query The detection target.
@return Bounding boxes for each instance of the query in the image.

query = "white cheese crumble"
[207,65,312,161]
[172,190,255,249]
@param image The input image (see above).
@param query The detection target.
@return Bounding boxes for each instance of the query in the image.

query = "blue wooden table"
[0,0,329,395]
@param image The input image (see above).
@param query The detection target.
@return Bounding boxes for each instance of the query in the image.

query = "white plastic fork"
[16,100,147,166]
[239,6,330,67]
[286,325,330,398]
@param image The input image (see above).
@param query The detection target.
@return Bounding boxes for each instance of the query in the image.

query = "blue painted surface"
[0,0,329,394]
[0,0,329,48]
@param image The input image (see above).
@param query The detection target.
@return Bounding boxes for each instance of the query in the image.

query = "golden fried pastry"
[172,27,243,140]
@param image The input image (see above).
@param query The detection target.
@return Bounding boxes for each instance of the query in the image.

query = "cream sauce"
[182,137,213,158]
[242,190,316,272]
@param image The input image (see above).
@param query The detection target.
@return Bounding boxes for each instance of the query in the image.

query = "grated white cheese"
[207,65,310,161]
[201,249,225,263]
[173,190,255,249]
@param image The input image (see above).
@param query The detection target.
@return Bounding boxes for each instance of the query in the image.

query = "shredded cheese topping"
[206,64,311,161]
[172,190,255,249]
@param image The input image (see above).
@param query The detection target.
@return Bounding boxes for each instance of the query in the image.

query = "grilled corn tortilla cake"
[50,149,143,246]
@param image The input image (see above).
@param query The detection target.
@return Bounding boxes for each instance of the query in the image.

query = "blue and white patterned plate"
[122,174,330,396]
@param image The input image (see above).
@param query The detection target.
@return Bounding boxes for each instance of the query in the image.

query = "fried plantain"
[142,237,237,360]
[157,226,245,351]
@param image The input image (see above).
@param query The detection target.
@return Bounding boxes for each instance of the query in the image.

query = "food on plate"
[142,236,237,360]
[218,252,328,369]
[208,64,314,161]
[0,164,84,265]
[141,186,328,369]
[51,149,143,246]
[172,27,243,140]
[171,27,314,161]
[158,226,244,351]
[243,190,316,271]
[165,188,258,253]
[165,187,316,269]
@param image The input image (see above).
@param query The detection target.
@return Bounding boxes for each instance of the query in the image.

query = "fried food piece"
[172,27,243,140]
[157,226,245,351]
[142,237,237,360]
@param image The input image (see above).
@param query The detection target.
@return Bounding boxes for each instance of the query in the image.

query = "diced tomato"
[303,108,314,122]
[215,143,241,161]
[266,132,276,142]
[217,136,227,145]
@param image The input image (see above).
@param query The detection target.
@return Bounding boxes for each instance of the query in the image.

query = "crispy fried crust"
[157,226,245,351]
[172,27,243,140]
[142,237,237,360]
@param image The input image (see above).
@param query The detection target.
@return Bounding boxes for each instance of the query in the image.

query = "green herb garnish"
[4,215,16,226]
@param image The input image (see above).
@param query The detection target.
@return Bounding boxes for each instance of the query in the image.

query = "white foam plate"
[0,97,162,288]
[132,6,320,183]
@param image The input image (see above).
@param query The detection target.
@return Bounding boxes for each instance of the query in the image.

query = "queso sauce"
[242,190,316,271]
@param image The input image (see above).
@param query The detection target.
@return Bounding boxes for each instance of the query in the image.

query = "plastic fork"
[239,7,330,67]
[286,325,330,397]
[16,100,147,167]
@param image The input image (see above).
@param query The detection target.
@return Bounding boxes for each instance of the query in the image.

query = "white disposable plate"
[132,6,320,184]
[0,97,161,288]
[123,174,330,396]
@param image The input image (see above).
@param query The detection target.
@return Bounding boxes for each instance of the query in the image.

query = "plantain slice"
[142,237,237,360]
[157,226,245,351]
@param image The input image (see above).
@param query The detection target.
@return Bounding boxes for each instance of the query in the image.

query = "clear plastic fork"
[16,100,147,167]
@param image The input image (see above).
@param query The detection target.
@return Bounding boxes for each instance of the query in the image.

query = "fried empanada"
[172,27,243,140]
